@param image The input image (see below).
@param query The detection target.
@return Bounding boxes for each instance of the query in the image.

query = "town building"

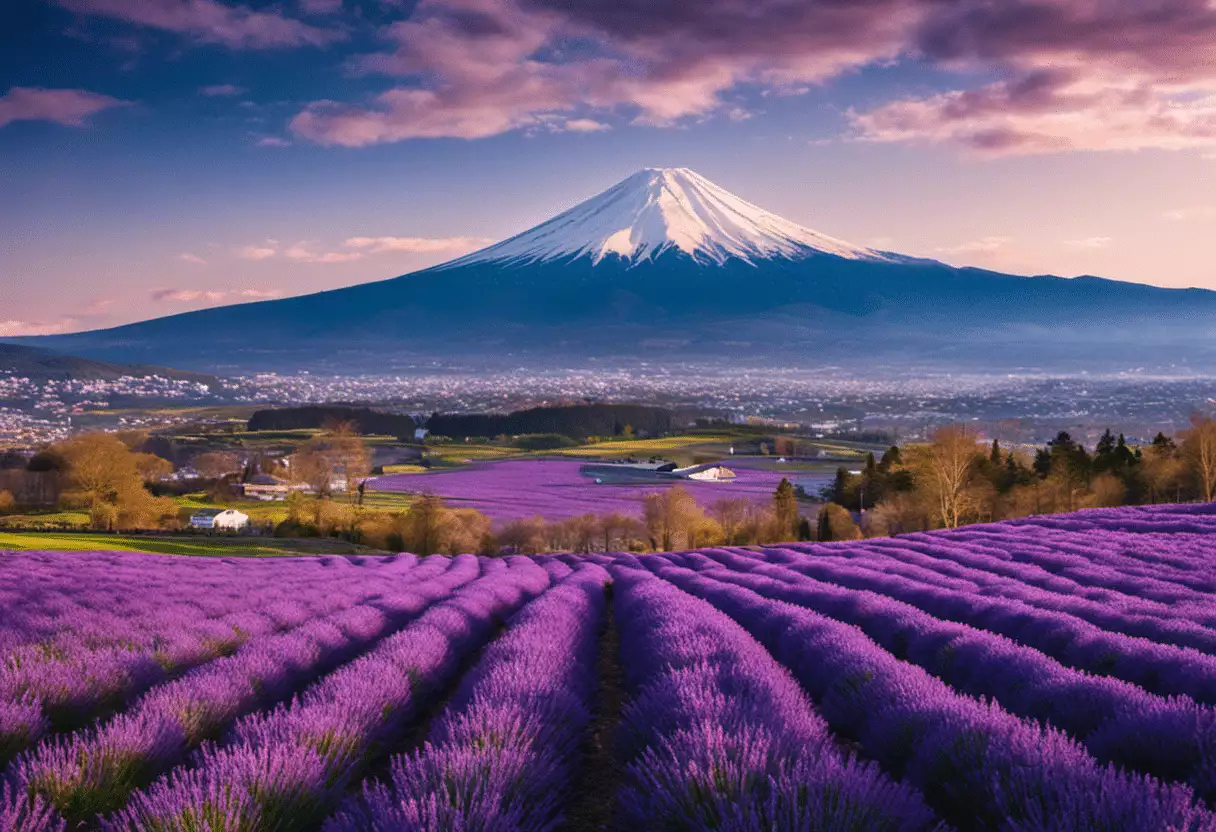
[188,508,249,530]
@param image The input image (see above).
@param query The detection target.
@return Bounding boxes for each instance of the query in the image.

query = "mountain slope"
[10,168,1216,372]
[0,343,218,383]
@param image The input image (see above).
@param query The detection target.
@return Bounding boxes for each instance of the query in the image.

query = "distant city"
[3,363,1214,448]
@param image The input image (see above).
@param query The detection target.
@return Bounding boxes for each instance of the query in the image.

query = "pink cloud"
[935,236,1014,257]
[150,288,228,303]
[179,252,208,264]
[291,0,911,145]
[283,244,364,263]
[287,0,1216,156]
[0,87,129,129]
[344,236,494,255]
[1065,237,1112,249]
[148,287,282,305]
[850,72,1216,156]
[238,245,277,260]
[55,0,344,49]
[0,319,80,336]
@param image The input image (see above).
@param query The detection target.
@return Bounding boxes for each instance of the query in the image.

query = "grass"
[0,532,377,557]
[381,464,429,475]
[421,444,520,462]
[554,434,737,458]
[359,491,416,511]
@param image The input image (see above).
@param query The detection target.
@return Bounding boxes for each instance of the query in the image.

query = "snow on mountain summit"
[441,167,892,268]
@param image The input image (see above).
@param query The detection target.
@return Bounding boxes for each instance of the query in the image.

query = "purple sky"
[3,0,1216,335]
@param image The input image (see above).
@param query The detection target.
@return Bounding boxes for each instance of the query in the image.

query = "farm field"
[4,505,1216,828]
[0,532,379,556]
[368,457,818,522]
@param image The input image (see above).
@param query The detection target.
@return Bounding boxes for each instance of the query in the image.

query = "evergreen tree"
[990,439,1002,465]
[797,516,813,541]
[879,446,901,471]
[774,478,798,540]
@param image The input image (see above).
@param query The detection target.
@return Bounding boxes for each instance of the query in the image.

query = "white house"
[189,508,250,530]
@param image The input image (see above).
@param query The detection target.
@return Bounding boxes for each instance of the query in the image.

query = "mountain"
[11,167,1216,372]
[0,343,218,383]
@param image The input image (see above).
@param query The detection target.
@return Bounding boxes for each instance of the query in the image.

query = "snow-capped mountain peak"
[440,167,891,268]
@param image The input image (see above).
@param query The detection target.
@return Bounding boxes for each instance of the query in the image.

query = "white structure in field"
[189,508,250,530]
[681,464,737,482]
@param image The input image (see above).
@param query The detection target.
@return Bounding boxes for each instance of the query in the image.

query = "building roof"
[191,508,226,517]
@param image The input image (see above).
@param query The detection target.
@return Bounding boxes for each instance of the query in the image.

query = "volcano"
[14,167,1216,372]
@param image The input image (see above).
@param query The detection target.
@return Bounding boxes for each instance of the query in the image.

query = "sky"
[2,0,1215,336]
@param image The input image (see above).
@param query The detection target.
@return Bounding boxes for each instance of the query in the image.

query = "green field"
[0,531,378,557]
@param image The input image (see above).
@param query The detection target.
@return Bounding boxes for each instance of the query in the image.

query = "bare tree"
[1182,415,1216,502]
[708,498,749,544]
[918,424,982,529]
[643,486,705,552]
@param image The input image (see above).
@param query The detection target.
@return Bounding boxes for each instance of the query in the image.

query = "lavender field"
[369,458,799,522]
[6,504,1216,830]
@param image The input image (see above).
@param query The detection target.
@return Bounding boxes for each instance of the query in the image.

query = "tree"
[919,424,982,529]
[643,486,705,552]
[195,451,241,480]
[291,421,370,503]
[399,495,448,556]
[0,490,14,513]
[497,516,548,554]
[599,512,638,551]
[773,478,798,541]
[54,433,175,530]
[1182,415,1216,502]
[817,503,861,541]
[1141,440,1185,504]
[708,498,750,545]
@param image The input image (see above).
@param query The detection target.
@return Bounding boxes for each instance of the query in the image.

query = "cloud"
[255,136,291,147]
[849,0,1216,155]
[150,287,282,304]
[562,118,609,133]
[0,319,80,336]
[1065,236,1112,249]
[283,243,365,263]
[238,245,277,260]
[850,71,1216,156]
[54,0,344,50]
[0,86,129,128]
[287,0,1216,155]
[200,83,245,96]
[150,288,228,303]
[80,297,115,316]
[344,236,494,254]
[1165,207,1216,221]
[935,236,1013,256]
[179,252,208,264]
[291,0,912,145]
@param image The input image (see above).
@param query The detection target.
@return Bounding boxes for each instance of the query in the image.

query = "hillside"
[0,343,217,383]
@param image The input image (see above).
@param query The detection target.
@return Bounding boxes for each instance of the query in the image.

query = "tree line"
[824,415,1216,535]
[247,403,678,442]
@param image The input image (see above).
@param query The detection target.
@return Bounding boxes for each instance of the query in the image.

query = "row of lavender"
[8,502,1216,829]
